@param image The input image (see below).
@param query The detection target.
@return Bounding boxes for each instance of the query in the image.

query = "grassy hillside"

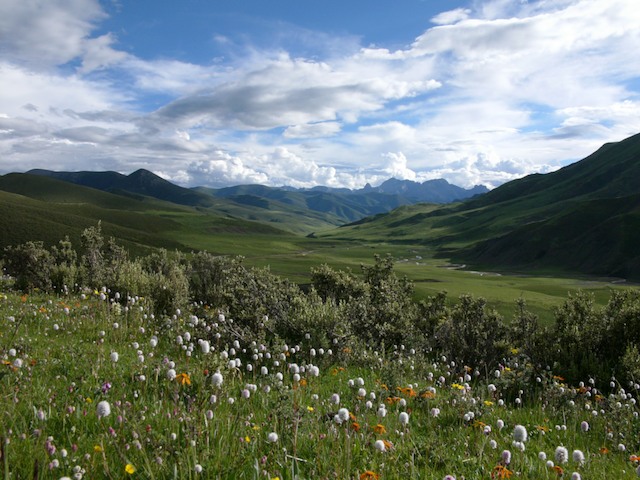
[320,133,640,281]
[0,173,292,255]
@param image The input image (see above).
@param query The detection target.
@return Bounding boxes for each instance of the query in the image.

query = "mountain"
[323,132,640,280]
[28,168,216,207]
[359,178,488,203]
[0,172,288,253]
[27,169,485,234]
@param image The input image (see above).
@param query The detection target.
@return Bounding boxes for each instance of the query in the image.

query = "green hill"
[0,173,289,255]
[322,132,640,280]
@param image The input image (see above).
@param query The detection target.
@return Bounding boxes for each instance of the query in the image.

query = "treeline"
[2,223,640,387]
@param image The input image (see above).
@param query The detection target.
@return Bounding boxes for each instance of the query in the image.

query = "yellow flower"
[360,471,380,480]
[244,436,251,443]
[125,464,136,474]
[452,383,465,390]
[94,445,103,453]
[373,424,387,435]
[484,400,494,406]
[306,406,314,412]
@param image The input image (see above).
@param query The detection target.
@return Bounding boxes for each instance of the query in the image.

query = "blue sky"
[1,0,640,189]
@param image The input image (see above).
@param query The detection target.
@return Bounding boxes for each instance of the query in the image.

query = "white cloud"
[283,122,342,138]
[1,0,640,192]
[0,0,107,69]
[431,8,471,25]
[382,152,417,181]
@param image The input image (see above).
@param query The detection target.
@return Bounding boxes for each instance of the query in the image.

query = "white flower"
[572,450,585,465]
[374,439,386,452]
[513,424,528,443]
[330,393,340,405]
[399,412,410,426]
[267,432,279,443]
[195,464,203,473]
[110,352,119,363]
[337,408,350,423]
[555,446,569,464]
[211,372,223,387]
[96,400,111,418]
[199,340,210,354]
[166,369,176,381]
[571,473,581,480]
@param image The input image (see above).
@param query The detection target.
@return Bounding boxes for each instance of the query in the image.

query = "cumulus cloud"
[0,0,109,70]
[1,0,640,191]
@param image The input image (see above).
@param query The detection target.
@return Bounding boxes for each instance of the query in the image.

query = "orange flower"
[350,422,361,432]
[491,465,513,479]
[630,454,640,463]
[359,471,380,480]
[599,447,610,454]
[382,439,393,451]
[420,390,436,399]
[373,424,387,435]
[551,465,564,476]
[175,373,191,386]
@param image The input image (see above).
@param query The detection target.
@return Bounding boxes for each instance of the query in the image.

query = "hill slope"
[0,173,288,253]
[28,169,486,234]
[324,132,640,280]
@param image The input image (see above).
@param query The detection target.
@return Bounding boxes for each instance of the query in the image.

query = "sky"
[1,0,640,190]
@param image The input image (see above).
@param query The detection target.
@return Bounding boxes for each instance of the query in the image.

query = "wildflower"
[195,464,203,473]
[444,475,456,480]
[555,446,569,464]
[331,393,341,405]
[580,421,589,432]
[572,449,585,465]
[373,424,387,435]
[360,471,380,480]
[337,408,350,423]
[267,432,278,443]
[399,411,410,426]
[492,464,513,478]
[374,439,386,452]
[350,422,361,432]
[96,401,111,418]
[571,473,581,480]
[513,424,528,443]
[552,465,564,476]
[176,373,191,386]
[489,440,498,449]
[211,371,223,387]
[501,450,512,465]
[539,452,547,460]
[125,464,135,474]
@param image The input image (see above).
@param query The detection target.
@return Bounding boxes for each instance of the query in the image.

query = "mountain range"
[1,131,639,281]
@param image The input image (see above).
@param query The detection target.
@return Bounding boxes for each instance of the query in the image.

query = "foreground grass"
[2,290,640,479]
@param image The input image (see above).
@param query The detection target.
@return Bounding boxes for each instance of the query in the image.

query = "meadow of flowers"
[2,287,640,479]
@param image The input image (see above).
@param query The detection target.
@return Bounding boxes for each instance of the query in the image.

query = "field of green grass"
[2,290,639,479]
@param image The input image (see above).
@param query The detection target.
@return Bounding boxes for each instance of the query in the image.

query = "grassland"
[1,290,639,479]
